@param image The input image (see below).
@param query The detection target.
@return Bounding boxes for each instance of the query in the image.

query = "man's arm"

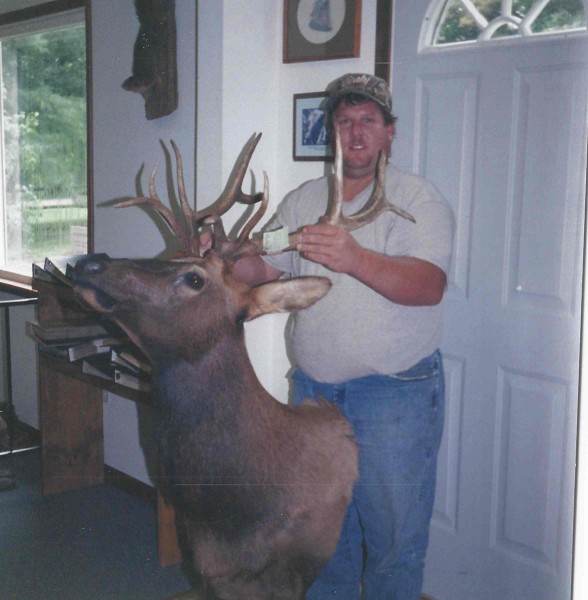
[296,223,446,306]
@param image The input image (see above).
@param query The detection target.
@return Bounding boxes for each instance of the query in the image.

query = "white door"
[391,2,588,599]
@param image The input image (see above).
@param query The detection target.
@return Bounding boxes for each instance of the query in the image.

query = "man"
[235,73,454,599]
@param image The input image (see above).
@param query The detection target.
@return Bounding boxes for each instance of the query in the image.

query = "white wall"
[205,0,381,402]
[7,0,383,483]
[0,293,37,427]
[91,0,195,259]
[93,0,383,484]
[91,0,196,483]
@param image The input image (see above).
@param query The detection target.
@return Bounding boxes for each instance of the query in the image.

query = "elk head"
[73,134,331,363]
[73,253,330,364]
[73,130,414,362]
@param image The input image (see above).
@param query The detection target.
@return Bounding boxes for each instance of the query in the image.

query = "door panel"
[391,2,587,598]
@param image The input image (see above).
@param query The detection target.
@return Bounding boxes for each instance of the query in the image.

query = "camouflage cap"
[325,73,393,119]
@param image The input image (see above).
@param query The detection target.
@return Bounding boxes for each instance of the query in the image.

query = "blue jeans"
[292,350,445,600]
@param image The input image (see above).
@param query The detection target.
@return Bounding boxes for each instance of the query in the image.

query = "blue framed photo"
[293,92,333,161]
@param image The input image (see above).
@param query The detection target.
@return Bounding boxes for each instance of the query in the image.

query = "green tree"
[436,0,586,43]
[3,26,86,200]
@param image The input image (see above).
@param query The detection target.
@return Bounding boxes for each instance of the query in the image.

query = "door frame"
[574,257,588,598]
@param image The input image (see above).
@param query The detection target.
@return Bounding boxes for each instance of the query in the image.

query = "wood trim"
[104,464,157,505]
[0,277,37,297]
[85,0,94,253]
[283,0,362,63]
[158,490,182,567]
[375,0,393,83]
[0,0,86,26]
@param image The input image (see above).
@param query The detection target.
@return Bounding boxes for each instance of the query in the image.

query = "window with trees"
[0,5,87,280]
[424,0,587,46]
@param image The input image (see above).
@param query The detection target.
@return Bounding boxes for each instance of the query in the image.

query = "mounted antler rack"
[116,130,415,261]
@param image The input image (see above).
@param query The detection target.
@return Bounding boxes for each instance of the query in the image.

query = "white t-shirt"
[263,164,455,384]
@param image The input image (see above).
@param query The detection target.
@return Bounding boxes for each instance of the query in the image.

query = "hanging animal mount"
[122,0,178,120]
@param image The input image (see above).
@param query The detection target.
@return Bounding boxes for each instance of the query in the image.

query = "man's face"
[333,100,395,180]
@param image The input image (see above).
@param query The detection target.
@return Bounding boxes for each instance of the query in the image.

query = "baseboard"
[15,419,41,441]
[4,420,156,505]
[104,464,157,505]
[0,418,41,453]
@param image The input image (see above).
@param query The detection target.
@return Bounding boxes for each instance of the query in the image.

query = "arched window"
[421,0,587,47]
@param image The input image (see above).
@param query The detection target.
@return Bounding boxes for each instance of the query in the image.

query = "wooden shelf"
[0,276,37,297]
[39,353,152,406]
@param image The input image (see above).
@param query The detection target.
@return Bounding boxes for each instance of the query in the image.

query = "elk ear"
[245,277,331,321]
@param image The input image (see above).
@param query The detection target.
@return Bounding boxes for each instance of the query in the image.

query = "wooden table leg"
[39,357,104,495]
[158,489,182,567]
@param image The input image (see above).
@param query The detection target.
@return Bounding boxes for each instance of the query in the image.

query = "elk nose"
[82,260,105,273]
[74,254,110,276]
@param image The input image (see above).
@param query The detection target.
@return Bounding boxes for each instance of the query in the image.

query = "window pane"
[531,0,587,33]
[1,24,87,276]
[435,0,481,44]
[434,0,587,45]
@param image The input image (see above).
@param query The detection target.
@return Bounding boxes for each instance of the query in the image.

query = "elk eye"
[185,273,205,290]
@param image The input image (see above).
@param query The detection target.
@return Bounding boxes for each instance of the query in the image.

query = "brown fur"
[73,253,358,600]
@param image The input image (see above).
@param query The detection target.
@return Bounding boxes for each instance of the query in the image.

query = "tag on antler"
[263,227,290,253]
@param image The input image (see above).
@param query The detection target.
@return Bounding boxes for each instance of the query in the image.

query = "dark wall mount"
[122,0,178,120]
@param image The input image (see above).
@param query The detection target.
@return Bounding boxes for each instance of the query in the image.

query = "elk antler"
[114,134,266,257]
[114,130,415,262]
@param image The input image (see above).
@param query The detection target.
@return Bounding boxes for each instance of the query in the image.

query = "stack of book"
[84,346,152,392]
[27,318,151,392]
[29,254,152,393]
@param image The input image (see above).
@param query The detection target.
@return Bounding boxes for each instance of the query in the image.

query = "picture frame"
[293,92,333,162]
[283,0,362,63]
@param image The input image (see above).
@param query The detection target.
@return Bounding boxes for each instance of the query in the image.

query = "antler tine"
[345,150,416,226]
[321,126,416,230]
[191,133,264,231]
[170,139,194,241]
[236,171,269,245]
[115,167,192,254]
[203,170,269,262]
[262,126,416,256]
[321,127,344,226]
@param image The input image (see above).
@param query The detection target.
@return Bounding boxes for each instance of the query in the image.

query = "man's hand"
[296,224,363,274]
[296,223,446,306]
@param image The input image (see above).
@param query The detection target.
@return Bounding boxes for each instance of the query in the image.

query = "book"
[32,262,62,285]
[67,335,126,362]
[27,319,110,344]
[110,347,151,375]
[37,342,70,360]
[81,353,116,381]
[114,369,151,392]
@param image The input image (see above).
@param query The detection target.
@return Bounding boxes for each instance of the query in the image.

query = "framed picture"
[283,0,362,63]
[293,92,333,162]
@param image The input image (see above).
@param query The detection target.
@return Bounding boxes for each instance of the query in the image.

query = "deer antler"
[259,127,415,254]
[114,129,415,262]
[114,134,265,258]
[323,128,416,228]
